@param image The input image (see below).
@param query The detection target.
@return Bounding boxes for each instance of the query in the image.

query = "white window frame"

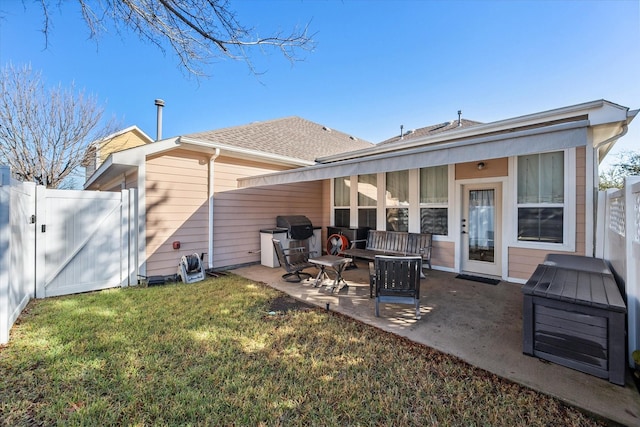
[510,148,576,252]
[417,164,453,239]
[331,176,353,227]
[357,173,378,229]
[384,170,410,232]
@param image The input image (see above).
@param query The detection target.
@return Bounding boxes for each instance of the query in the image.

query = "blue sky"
[1,0,638,168]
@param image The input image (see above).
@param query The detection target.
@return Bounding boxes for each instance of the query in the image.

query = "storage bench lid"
[523,264,626,313]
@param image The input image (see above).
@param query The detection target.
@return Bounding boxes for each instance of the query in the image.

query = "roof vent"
[458,110,462,127]
[322,126,332,132]
[405,129,414,135]
[154,99,165,141]
[349,136,358,141]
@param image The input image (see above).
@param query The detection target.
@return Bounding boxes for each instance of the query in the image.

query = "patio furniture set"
[274,231,629,387]
[272,228,428,319]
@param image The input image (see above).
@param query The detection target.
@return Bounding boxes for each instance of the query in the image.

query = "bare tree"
[34,0,315,77]
[0,64,114,188]
[599,151,640,190]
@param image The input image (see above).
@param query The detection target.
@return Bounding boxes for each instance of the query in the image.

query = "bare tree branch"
[0,64,115,188]
[33,0,316,77]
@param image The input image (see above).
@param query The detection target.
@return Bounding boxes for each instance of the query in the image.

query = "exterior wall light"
[477,162,486,170]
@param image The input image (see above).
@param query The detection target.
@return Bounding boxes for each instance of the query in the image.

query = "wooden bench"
[340,230,432,270]
[522,255,627,386]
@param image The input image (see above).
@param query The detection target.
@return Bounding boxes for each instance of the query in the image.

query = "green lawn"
[0,275,605,426]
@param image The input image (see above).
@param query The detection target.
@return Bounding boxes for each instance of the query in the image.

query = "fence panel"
[1,166,139,343]
[0,166,36,344]
[598,176,640,367]
[625,177,640,359]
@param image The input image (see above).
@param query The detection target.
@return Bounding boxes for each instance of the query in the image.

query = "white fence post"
[120,189,129,287]
[0,167,36,344]
[0,167,11,344]
[128,188,138,286]
[34,185,47,298]
[595,191,606,259]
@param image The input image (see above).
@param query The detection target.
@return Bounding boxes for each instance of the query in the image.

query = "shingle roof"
[184,116,373,162]
[378,118,482,145]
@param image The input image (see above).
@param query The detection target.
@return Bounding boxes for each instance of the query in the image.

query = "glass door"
[462,184,502,277]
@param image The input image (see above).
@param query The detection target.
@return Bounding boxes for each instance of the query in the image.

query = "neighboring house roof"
[82,125,153,167]
[183,116,373,162]
[98,125,154,145]
[378,118,483,145]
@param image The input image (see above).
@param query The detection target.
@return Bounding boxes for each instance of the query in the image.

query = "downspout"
[208,148,221,270]
[592,123,628,256]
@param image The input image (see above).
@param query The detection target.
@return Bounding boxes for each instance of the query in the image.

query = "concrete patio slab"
[232,263,640,426]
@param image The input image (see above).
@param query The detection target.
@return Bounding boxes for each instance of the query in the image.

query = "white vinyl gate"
[35,187,138,298]
[2,166,139,343]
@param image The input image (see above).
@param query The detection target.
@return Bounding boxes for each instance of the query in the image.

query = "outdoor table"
[308,255,351,292]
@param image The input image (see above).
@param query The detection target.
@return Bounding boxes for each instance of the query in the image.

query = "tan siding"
[508,246,586,280]
[432,240,455,269]
[104,182,123,192]
[125,171,138,189]
[455,157,508,180]
[212,181,324,269]
[214,156,292,192]
[145,151,209,275]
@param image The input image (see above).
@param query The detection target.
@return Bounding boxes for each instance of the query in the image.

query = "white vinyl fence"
[0,167,36,344]
[0,166,139,344]
[597,176,640,368]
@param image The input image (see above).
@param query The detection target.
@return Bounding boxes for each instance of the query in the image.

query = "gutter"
[208,148,221,270]
[591,116,631,257]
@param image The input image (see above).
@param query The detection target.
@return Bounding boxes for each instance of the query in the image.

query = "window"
[334,209,350,228]
[420,165,448,235]
[334,177,351,227]
[517,152,564,243]
[358,174,377,229]
[386,170,409,231]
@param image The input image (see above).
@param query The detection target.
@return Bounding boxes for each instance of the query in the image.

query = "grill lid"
[276,215,313,240]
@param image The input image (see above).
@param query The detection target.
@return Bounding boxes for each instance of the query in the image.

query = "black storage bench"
[522,254,627,386]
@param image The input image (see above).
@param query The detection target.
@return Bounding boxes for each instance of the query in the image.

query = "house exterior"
[83,126,154,180]
[239,100,637,283]
[85,100,637,285]
[84,117,373,277]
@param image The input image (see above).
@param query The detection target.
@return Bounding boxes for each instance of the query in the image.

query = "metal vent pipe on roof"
[458,110,462,127]
[154,99,165,141]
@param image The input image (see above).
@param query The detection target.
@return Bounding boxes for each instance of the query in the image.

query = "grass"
[0,275,606,426]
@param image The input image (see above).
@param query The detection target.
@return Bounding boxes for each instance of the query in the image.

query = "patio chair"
[272,239,316,282]
[370,255,422,319]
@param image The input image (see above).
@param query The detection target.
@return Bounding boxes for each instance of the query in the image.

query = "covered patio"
[232,263,639,426]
